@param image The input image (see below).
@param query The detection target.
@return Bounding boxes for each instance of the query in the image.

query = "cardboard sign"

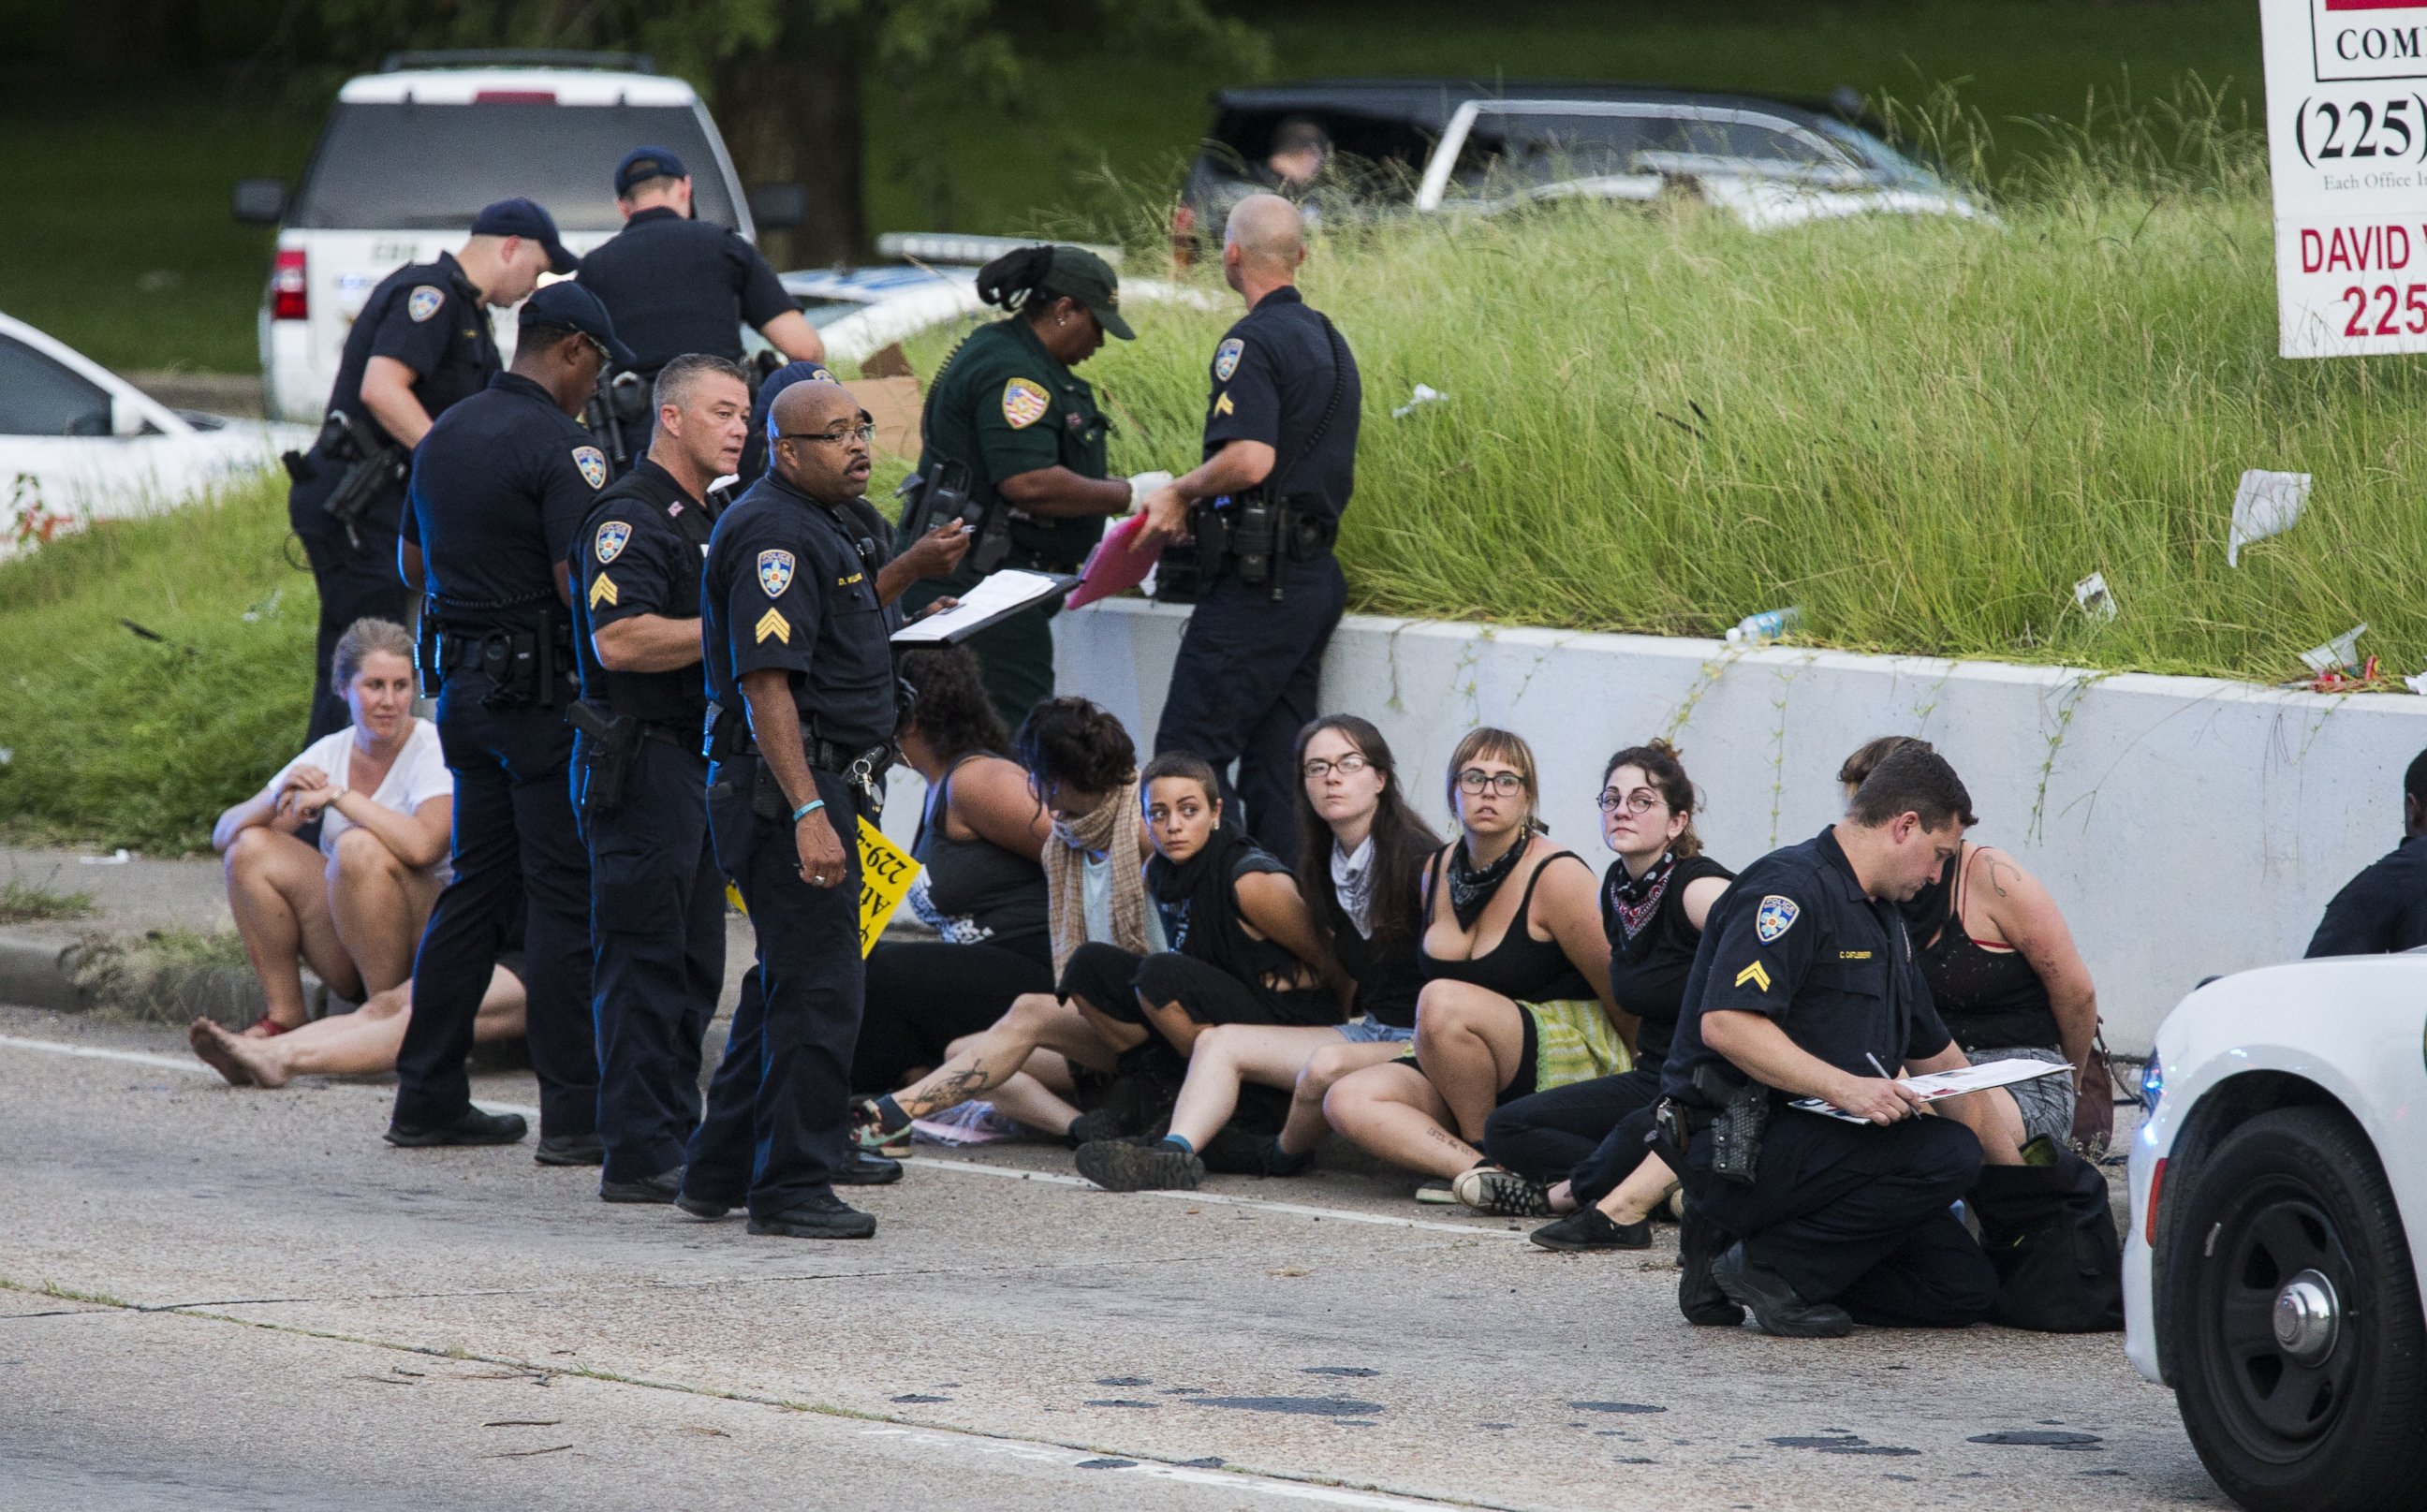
[857,815,920,957]
[2261,0,2427,354]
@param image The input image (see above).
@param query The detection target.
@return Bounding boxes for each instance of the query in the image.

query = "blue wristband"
[792,799,826,822]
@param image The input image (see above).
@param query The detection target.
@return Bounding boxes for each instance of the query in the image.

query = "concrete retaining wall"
[1047,599,2426,1050]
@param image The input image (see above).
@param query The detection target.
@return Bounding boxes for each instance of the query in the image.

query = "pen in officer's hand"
[1865,1051,1896,1080]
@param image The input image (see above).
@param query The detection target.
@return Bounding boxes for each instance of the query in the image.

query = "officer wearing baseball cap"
[286,197,576,743]
[899,243,1166,727]
[388,280,634,1160]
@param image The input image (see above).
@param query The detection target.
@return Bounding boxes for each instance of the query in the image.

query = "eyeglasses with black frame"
[1456,768,1526,797]
[1597,786,1665,815]
[776,422,878,448]
[1301,751,1372,781]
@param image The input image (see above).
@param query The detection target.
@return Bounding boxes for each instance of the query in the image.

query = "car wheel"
[2166,1107,2427,1512]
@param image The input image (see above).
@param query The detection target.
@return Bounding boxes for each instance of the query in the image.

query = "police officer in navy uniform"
[1655,744,1999,1337]
[388,282,631,1158]
[679,379,969,1238]
[566,354,755,1202]
[1138,194,1360,859]
[288,198,576,741]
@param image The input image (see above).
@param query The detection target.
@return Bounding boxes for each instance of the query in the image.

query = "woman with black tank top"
[1074,715,1440,1192]
[1477,741,1735,1240]
[851,648,1057,1098]
[1324,728,1627,1199]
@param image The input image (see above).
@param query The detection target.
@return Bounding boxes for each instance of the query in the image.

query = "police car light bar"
[875,232,1123,270]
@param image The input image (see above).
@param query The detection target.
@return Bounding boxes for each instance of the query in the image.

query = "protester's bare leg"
[1074,995,1150,1057]
[1323,1060,1482,1179]
[1166,1024,1342,1149]
[980,1070,1084,1137]
[223,828,343,1032]
[325,829,440,998]
[1410,980,1527,1144]
[193,967,522,1086]
[1938,1086,2030,1166]
[1595,1151,1681,1224]
[891,993,1113,1121]
[470,971,528,1044]
[1140,996,1205,1058]
[1277,1039,1405,1155]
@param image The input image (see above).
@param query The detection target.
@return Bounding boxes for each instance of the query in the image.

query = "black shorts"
[851,939,1055,1094]
[1058,941,1338,1029]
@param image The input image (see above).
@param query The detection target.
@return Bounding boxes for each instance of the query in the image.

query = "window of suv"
[288,102,735,231]
[0,337,112,436]
[1447,107,1858,199]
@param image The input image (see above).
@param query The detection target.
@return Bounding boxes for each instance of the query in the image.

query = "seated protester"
[1835,737,2100,1165]
[213,618,452,1036]
[189,956,525,1088]
[853,698,1160,1144]
[1659,743,1997,1338]
[2305,745,2427,957]
[1324,727,1627,1206]
[1074,715,1439,1191]
[851,647,1055,1095]
[1483,741,1734,1243]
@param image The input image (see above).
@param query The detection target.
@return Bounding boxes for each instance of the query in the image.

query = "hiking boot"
[747,1194,876,1240]
[1711,1244,1852,1339]
[1529,1207,1653,1252]
[1075,1138,1205,1193]
[534,1132,606,1167]
[1451,1164,1552,1217]
[675,1190,738,1221]
[384,1107,527,1148]
[599,1167,683,1204]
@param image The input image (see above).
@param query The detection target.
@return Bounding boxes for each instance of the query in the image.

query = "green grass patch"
[0,873,98,925]
[0,477,315,853]
[70,926,258,1027]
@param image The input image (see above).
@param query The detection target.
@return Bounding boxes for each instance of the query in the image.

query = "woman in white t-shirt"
[210,618,452,1036]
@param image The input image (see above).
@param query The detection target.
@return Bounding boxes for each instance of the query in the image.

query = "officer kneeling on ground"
[389,282,630,1157]
[1655,743,1998,1338]
[681,380,968,1238]
[567,353,754,1203]
[1139,194,1360,859]
[287,198,576,741]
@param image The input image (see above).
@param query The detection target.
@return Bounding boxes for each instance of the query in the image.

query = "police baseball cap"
[519,281,637,369]
[615,146,690,198]
[1047,245,1133,341]
[470,198,580,275]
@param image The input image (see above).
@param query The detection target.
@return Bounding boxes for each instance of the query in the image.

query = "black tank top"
[1326,887,1425,1029]
[1906,848,2060,1051]
[1605,852,1735,1066]
[907,756,1051,962]
[1419,845,1595,1003]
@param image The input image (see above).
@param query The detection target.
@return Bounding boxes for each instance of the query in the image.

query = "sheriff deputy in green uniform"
[902,244,1169,727]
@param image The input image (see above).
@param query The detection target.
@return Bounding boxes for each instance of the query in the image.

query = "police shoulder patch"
[1001,376,1051,430]
[572,446,608,490]
[406,286,444,323]
[1214,337,1244,382]
[758,549,795,597]
[593,520,631,564]
[1755,894,1801,943]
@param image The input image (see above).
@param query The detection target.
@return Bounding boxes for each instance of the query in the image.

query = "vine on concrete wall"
[2028,670,2116,843]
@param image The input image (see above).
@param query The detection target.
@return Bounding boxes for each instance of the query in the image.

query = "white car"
[2125,961,2427,1511]
[0,312,310,557]
[235,50,788,422]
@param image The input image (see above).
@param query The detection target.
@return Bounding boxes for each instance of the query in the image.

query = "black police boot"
[1677,1204,1746,1327]
[1074,1136,1205,1193]
[834,1150,904,1186]
[675,1190,737,1221]
[1529,1207,1653,1253]
[384,1106,527,1148]
[600,1167,684,1204]
[1711,1243,1853,1339]
[534,1131,606,1167]
[747,1193,876,1240]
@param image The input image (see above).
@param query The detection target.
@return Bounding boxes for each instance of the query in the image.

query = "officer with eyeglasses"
[389,281,631,1159]
[680,379,968,1239]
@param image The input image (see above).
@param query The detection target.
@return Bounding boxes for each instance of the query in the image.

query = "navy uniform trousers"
[1153,551,1346,859]
[684,760,866,1221]
[394,671,597,1137]
[1682,1108,1997,1328]
[577,734,722,1183]
[290,470,413,743]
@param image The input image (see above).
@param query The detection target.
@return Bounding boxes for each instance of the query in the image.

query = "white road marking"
[0,1034,1527,1241]
[856,1425,1479,1509]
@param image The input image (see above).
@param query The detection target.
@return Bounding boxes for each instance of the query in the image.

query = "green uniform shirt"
[916,316,1111,572]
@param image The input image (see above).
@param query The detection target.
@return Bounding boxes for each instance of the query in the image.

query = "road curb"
[0,932,87,1014]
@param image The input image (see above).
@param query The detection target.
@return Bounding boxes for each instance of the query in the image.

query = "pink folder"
[1065,513,1167,610]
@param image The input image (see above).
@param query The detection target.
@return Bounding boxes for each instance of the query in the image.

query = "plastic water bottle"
[1724,606,1802,646]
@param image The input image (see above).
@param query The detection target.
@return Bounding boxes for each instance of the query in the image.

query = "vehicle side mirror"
[747,183,807,232]
[232,179,288,226]
[110,394,148,437]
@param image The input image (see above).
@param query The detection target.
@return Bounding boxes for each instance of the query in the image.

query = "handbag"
[2069,1023,2120,1157]
[1968,1147,2126,1332]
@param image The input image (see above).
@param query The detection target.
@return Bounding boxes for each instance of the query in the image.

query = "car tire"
[2165,1106,2427,1512]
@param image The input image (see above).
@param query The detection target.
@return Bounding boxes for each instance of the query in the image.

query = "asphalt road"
[0,1006,2230,1512]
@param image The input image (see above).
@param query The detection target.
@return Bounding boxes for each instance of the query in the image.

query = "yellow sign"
[858,816,919,957]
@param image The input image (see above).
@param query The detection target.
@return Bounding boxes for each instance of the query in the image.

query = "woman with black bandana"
[1323,728,1626,1202]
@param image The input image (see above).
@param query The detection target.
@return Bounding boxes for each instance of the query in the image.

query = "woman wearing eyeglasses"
[1322,727,1630,1203]
[903,244,1173,727]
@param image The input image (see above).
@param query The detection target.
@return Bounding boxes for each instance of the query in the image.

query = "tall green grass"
[0,480,315,852]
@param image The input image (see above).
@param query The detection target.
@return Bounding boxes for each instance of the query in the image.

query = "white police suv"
[235,50,800,423]
[2125,961,2427,1510]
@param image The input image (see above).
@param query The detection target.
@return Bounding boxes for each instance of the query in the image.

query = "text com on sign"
[2263,0,2427,354]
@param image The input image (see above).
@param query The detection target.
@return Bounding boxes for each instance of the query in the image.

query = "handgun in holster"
[1693,1063,1772,1185]
[289,410,405,552]
[582,369,651,476]
[894,458,975,547]
[566,699,640,816]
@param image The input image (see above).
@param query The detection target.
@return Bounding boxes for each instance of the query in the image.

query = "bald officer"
[1138,195,1360,858]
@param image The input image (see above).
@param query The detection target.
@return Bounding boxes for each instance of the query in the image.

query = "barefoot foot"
[189,1018,255,1087]
[199,1019,290,1088]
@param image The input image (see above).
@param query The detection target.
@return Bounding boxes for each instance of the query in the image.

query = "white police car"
[2125,962,2427,1510]
[236,50,794,423]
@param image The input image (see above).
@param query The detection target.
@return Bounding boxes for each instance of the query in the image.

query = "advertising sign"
[2262,0,2427,354]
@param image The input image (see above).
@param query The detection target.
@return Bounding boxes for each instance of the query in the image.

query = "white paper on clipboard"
[889,568,1074,646]
[1789,1058,2070,1124]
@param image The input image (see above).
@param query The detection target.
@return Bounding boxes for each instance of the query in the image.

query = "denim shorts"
[1334,1017,1415,1045]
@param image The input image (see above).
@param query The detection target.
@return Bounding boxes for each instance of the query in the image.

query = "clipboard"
[890,568,1079,647]
[1065,513,1166,610]
[1789,1058,2071,1124]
